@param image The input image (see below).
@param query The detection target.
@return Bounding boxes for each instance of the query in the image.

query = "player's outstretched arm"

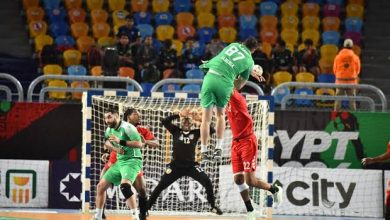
[362,152,390,165]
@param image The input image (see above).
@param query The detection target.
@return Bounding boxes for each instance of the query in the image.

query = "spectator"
[118,15,140,43]
[136,36,160,82]
[252,47,272,94]
[180,37,203,73]
[333,39,361,111]
[158,39,179,77]
[203,34,225,60]
[115,32,134,68]
[271,39,294,74]
[294,39,320,75]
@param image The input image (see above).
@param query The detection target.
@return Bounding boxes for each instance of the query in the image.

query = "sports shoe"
[213,148,222,160]
[90,216,101,220]
[210,206,223,215]
[132,214,140,220]
[247,211,256,220]
[101,211,106,220]
[139,213,146,220]
[272,182,283,207]
[201,152,211,162]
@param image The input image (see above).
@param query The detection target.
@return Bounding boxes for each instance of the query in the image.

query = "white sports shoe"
[247,210,256,220]
[131,214,140,220]
[272,184,283,207]
[90,215,102,220]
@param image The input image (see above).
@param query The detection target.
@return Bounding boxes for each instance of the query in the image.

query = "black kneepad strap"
[120,183,133,199]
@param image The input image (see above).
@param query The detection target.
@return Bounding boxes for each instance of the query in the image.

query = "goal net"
[82,92,274,217]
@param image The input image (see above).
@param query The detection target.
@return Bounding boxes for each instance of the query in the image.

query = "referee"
[147,110,222,215]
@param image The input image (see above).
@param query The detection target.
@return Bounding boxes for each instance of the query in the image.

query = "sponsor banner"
[275,111,390,169]
[49,160,82,209]
[0,160,49,207]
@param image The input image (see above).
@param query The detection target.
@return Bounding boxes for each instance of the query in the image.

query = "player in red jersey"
[101,108,159,220]
[226,90,283,220]
[362,141,390,166]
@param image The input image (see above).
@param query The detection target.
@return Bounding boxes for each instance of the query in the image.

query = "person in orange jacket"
[333,39,361,111]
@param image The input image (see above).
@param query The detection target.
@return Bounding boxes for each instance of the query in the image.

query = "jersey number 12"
[225,45,245,61]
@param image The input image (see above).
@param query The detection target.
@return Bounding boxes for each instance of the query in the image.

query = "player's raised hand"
[190,108,202,123]
[180,107,190,117]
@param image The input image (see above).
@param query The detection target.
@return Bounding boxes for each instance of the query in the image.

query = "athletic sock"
[201,144,207,153]
[131,209,139,216]
[96,208,103,218]
[245,200,254,212]
[216,139,223,150]
[139,196,147,216]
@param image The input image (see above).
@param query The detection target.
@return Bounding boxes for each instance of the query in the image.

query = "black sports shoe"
[139,213,147,220]
[213,148,222,160]
[201,152,212,162]
[210,206,223,215]
[102,211,106,220]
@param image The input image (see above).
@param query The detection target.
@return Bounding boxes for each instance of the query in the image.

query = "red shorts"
[231,134,258,174]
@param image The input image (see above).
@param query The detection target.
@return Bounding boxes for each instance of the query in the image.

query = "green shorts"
[103,158,142,185]
[200,72,233,108]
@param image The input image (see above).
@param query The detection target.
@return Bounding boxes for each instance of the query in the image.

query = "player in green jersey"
[199,37,265,161]
[92,108,143,220]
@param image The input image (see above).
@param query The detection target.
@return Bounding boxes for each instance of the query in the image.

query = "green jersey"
[200,43,254,83]
[105,121,142,162]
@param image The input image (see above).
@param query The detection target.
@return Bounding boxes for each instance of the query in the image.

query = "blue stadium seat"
[239,15,257,30]
[263,0,283,5]
[274,86,291,105]
[173,0,191,13]
[239,28,258,41]
[162,84,180,93]
[55,35,76,47]
[42,0,61,10]
[317,73,336,83]
[260,1,278,16]
[137,24,154,38]
[141,83,154,96]
[326,0,344,6]
[47,8,66,23]
[182,84,201,93]
[345,18,363,33]
[186,69,204,79]
[294,88,314,106]
[197,27,217,44]
[322,31,341,46]
[155,12,173,26]
[67,65,87,76]
[50,22,69,37]
[134,12,153,25]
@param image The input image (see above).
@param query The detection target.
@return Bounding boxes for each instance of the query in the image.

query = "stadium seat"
[302,3,320,17]
[91,9,108,24]
[29,20,48,37]
[137,24,154,38]
[294,88,314,107]
[281,2,298,17]
[326,0,344,5]
[64,0,82,10]
[34,35,53,52]
[47,80,68,99]
[322,31,341,46]
[344,31,363,46]
[346,4,364,19]
[219,27,237,43]
[155,12,173,26]
[173,0,192,13]
[273,86,291,105]
[239,28,258,41]
[186,69,204,79]
[68,8,87,24]
[152,0,170,13]
[91,65,103,76]
[260,1,278,16]
[238,0,255,16]
[47,7,66,24]
[322,16,341,31]
[176,12,195,26]
[23,0,40,10]
[239,15,257,30]
[319,58,334,73]
[97,36,115,47]
[50,22,69,38]
[281,29,299,46]
[323,4,341,17]
[302,29,320,46]
[317,73,335,83]
[86,0,104,11]
[42,0,61,10]
[266,0,284,4]
[261,42,273,58]
[26,7,45,23]
[141,83,154,96]
[171,39,184,56]
[162,84,180,93]
[71,81,90,100]
[348,0,364,6]
[302,16,320,30]
[112,10,129,26]
[197,12,215,28]
[92,22,110,39]
[156,25,175,41]
[119,67,135,78]
[182,84,201,93]
[177,25,196,42]
[260,15,278,29]
[218,14,237,28]
[195,0,212,15]
[320,44,339,60]
[345,18,363,33]
[134,12,153,25]
[67,65,87,76]
[216,0,234,16]
[273,71,292,86]
[131,0,148,12]
[71,22,89,38]
[281,16,299,30]
[316,88,335,107]
[260,28,278,45]
[296,72,315,83]
[108,0,125,11]
[63,49,82,67]
[55,35,76,49]
[43,64,63,75]
[288,0,302,4]
[76,36,95,53]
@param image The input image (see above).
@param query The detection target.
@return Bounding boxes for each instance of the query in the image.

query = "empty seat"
[260,1,278,16]
[26,6,45,22]
[296,72,315,83]
[195,0,212,15]
[98,36,115,47]
[218,14,237,28]
[71,22,89,38]
[48,80,68,99]
[294,88,314,107]
[345,17,363,33]
[130,0,149,12]
[302,16,320,30]
[260,15,278,29]
[322,16,341,31]
[343,31,363,46]
[281,29,299,46]
[91,9,109,24]
[64,0,82,10]
[55,35,76,49]
[108,0,125,11]
[119,67,135,78]
[186,69,204,79]
[240,15,257,30]
[197,27,217,43]
[182,84,201,93]
[152,0,170,13]
[216,0,234,15]
[162,84,180,93]
[319,58,334,73]
[281,2,298,17]
[47,7,67,24]
[260,28,278,45]
[156,25,175,41]
[239,28,258,41]
[77,36,96,53]
[34,34,53,52]
[238,0,255,16]
[50,22,69,38]
[281,16,299,30]
[302,3,320,17]
[219,27,237,43]
[137,24,154,38]
[177,25,196,42]
[197,12,215,28]
[63,49,82,67]
[171,39,183,56]
[71,81,90,99]
[320,44,339,60]
[23,0,40,10]
[322,31,341,46]
[316,88,335,108]
[134,12,152,25]
[29,20,48,37]
[346,4,364,19]
[155,12,173,26]
[176,12,195,26]
[317,73,335,83]
[112,10,129,26]
[273,71,292,86]
[67,65,87,76]
[302,29,320,46]
[323,4,341,17]
[68,8,87,24]
[43,64,63,75]
[86,0,104,11]
[173,0,191,13]
[91,65,103,76]
[273,86,291,105]
[92,22,110,39]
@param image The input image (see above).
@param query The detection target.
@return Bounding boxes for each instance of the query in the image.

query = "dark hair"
[105,107,119,114]
[125,15,133,20]
[123,108,136,120]
[243,37,259,51]
[116,32,128,38]
[304,39,313,46]
[277,39,286,48]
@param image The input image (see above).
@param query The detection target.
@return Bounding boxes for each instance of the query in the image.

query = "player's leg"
[133,172,148,220]
[99,165,110,220]
[346,88,357,111]
[200,107,213,161]
[186,164,222,215]
[213,107,225,159]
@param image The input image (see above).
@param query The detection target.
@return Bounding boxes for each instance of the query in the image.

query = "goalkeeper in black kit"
[147,108,223,215]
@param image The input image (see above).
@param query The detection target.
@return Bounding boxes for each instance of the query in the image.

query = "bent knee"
[234,174,245,185]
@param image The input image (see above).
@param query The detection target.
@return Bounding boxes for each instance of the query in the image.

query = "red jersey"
[107,125,155,165]
[226,90,254,140]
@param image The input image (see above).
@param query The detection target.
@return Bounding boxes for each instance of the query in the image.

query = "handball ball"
[252,65,263,76]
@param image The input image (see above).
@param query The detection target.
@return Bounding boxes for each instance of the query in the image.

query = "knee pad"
[120,183,133,199]
[237,183,249,193]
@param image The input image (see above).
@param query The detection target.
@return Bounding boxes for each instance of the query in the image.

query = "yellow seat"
[86,0,104,11]
[176,12,195,26]
[281,29,299,46]
[346,4,364,19]
[112,10,129,26]
[238,0,255,16]
[320,44,339,61]
[131,0,149,12]
[152,0,170,13]
[92,22,110,39]
[301,29,320,47]
[156,25,175,41]
[71,22,89,38]
[197,12,215,28]
[302,3,320,17]
[29,20,47,38]
[48,80,68,99]
[302,16,320,31]
[281,15,299,30]
[171,39,183,56]
[91,9,109,24]
[34,34,53,52]
[77,36,96,53]
[91,65,103,76]
[64,0,82,10]
[260,28,278,45]
[217,0,234,16]
[195,0,212,15]
[97,36,116,47]
[218,14,237,28]
[296,72,315,83]
[68,8,87,24]
[63,49,82,67]
[26,6,45,23]
[261,42,272,59]
[71,81,90,100]
[260,15,278,29]
[322,16,341,32]
[281,2,298,17]
[108,0,126,11]
[286,43,295,53]
[119,67,135,78]
[219,27,237,43]
[273,71,293,87]
[23,0,40,10]
[43,64,63,75]
[316,88,335,107]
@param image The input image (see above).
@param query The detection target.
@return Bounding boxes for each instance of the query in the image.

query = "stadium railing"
[0,73,24,101]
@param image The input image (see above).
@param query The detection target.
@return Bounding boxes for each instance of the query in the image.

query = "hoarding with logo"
[0,160,49,207]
